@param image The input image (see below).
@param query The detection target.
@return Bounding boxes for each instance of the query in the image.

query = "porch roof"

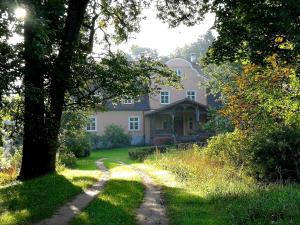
[145,98,207,116]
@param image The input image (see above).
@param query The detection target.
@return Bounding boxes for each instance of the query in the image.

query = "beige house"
[86,57,218,145]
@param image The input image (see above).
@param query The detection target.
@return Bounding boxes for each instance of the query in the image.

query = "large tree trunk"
[45,0,90,172]
[19,0,89,180]
[19,5,49,180]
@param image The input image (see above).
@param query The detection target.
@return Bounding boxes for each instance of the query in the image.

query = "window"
[123,98,134,104]
[186,90,196,101]
[175,68,182,76]
[160,91,170,104]
[86,116,97,131]
[128,116,140,131]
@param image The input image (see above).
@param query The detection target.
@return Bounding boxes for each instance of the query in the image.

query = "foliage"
[157,0,300,64]
[204,130,252,170]
[204,107,234,134]
[59,111,91,158]
[0,147,22,186]
[250,126,300,182]
[128,45,159,60]
[128,146,168,161]
[219,55,300,130]
[172,30,215,61]
[88,132,102,150]
[57,150,77,169]
[146,148,300,225]
[101,124,131,148]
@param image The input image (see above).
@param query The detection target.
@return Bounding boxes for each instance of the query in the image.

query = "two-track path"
[34,159,169,225]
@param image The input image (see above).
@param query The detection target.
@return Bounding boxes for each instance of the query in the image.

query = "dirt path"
[119,162,169,225]
[34,159,109,225]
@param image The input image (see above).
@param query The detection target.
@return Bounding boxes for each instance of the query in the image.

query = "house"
[86,56,216,146]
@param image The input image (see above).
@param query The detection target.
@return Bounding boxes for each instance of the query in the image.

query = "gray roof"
[145,98,207,116]
[106,95,150,111]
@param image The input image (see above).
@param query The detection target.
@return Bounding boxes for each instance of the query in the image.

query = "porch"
[145,99,210,145]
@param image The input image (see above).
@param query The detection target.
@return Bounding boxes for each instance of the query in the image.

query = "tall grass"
[147,148,300,225]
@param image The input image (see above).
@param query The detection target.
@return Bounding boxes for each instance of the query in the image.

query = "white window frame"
[128,116,140,131]
[86,116,97,132]
[186,90,196,101]
[160,90,170,104]
[122,98,134,104]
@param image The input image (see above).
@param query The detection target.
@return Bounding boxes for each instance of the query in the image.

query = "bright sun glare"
[15,7,26,19]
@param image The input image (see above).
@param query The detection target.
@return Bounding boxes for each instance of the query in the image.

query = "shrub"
[101,124,131,148]
[250,126,300,182]
[58,149,77,168]
[128,149,149,161]
[63,132,91,157]
[204,130,252,169]
[128,146,168,161]
[88,132,102,150]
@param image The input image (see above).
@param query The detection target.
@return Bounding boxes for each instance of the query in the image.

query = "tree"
[172,30,215,61]
[157,0,300,65]
[0,0,180,180]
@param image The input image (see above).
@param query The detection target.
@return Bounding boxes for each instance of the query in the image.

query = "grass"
[70,164,144,225]
[141,149,300,225]
[0,152,102,225]
[76,147,138,170]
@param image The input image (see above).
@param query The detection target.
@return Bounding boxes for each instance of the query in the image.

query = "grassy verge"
[0,152,102,225]
[70,164,144,225]
[141,149,300,225]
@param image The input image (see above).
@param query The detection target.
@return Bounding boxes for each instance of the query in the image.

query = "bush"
[128,146,168,161]
[59,111,91,157]
[58,149,77,168]
[88,132,102,150]
[63,132,91,157]
[204,130,252,169]
[101,124,131,148]
[250,126,300,182]
[128,149,149,161]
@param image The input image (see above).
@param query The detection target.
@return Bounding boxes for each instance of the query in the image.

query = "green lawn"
[0,152,102,225]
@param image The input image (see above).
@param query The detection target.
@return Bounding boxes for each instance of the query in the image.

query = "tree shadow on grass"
[0,173,94,225]
[70,179,144,225]
[160,184,300,225]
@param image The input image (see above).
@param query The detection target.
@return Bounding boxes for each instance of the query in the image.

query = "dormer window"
[175,68,182,76]
[187,90,196,101]
[160,91,170,104]
[122,98,134,104]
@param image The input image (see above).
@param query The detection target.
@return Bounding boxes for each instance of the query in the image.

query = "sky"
[117,9,216,56]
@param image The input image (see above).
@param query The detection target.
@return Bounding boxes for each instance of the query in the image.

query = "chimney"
[190,53,197,64]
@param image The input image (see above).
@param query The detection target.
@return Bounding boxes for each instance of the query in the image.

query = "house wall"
[149,58,207,110]
[90,111,145,145]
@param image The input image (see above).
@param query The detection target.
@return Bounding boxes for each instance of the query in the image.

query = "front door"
[174,116,184,136]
